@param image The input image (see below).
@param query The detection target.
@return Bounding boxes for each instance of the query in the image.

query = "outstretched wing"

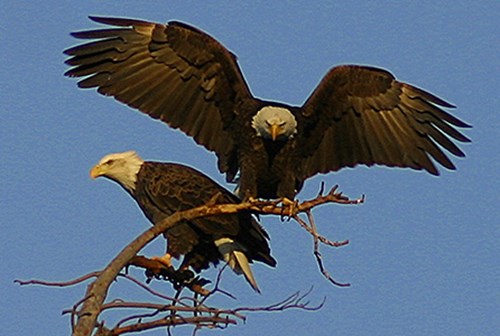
[65,17,253,173]
[298,65,471,179]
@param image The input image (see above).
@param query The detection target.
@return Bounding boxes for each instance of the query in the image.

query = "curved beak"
[270,124,280,141]
[89,164,102,179]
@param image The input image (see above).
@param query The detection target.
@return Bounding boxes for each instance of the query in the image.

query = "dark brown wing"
[298,65,471,179]
[65,17,253,173]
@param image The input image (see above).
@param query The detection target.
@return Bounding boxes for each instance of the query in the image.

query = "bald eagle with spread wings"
[90,151,276,292]
[66,17,471,200]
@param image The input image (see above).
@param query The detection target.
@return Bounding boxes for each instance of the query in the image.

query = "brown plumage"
[67,17,471,199]
[90,151,276,292]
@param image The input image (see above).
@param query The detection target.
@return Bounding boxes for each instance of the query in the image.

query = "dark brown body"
[132,162,276,272]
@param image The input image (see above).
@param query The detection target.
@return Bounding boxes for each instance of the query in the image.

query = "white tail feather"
[215,238,260,293]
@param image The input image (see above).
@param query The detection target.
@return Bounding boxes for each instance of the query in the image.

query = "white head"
[252,106,297,141]
[90,151,145,193]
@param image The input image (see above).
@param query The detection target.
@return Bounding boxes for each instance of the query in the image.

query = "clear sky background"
[1,1,498,335]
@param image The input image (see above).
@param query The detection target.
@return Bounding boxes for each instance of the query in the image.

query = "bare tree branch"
[306,210,351,287]
[15,271,101,287]
[17,184,362,335]
[95,289,323,336]
[292,214,349,248]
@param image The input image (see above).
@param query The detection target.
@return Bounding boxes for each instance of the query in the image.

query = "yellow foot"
[279,197,299,218]
[151,253,172,268]
[245,196,259,203]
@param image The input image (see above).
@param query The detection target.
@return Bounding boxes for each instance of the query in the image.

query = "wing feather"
[299,65,470,178]
[65,17,254,173]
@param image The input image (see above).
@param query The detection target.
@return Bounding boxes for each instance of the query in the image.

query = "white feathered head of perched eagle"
[90,150,144,193]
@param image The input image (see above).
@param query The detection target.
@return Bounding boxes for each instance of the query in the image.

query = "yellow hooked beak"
[89,164,102,179]
[270,124,280,141]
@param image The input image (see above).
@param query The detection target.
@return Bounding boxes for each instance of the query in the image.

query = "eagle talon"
[144,264,176,282]
[246,196,260,204]
[170,272,210,296]
[278,197,298,219]
[176,269,195,283]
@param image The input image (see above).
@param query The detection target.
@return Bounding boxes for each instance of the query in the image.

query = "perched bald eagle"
[67,17,471,199]
[90,151,276,292]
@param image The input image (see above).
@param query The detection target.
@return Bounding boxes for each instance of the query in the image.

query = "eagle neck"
[114,161,144,196]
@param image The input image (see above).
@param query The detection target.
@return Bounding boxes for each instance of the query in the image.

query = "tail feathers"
[215,238,260,293]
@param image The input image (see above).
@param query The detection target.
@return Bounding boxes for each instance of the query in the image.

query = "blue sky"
[1,1,498,335]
